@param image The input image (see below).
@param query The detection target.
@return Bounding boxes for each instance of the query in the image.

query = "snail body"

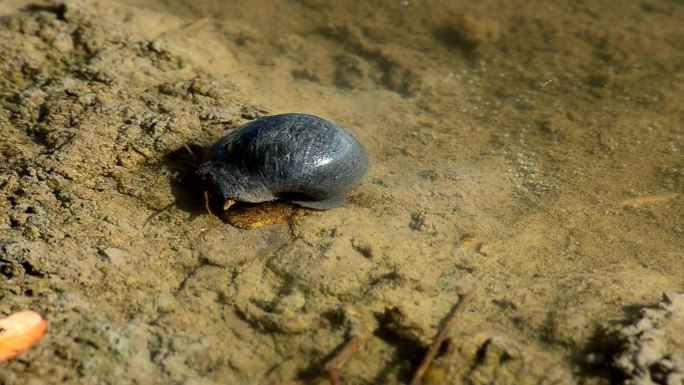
[197,113,368,210]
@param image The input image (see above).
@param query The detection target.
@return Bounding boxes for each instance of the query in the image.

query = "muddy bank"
[0,1,682,384]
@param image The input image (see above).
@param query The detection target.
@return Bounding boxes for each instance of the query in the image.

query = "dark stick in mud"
[410,292,473,385]
[324,335,366,385]
[322,307,376,385]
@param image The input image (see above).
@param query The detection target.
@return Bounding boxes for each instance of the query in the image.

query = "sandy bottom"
[0,1,682,384]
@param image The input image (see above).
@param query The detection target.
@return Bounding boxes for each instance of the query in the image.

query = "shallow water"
[0,0,682,384]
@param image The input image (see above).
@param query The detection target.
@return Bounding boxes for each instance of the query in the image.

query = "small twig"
[151,18,215,42]
[181,142,198,162]
[203,190,215,219]
[410,292,473,385]
[196,190,216,240]
[143,200,176,228]
[618,193,679,207]
[324,335,365,385]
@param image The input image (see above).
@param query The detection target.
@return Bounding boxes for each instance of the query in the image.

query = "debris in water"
[0,310,48,362]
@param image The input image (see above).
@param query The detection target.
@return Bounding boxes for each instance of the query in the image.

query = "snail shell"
[197,113,369,210]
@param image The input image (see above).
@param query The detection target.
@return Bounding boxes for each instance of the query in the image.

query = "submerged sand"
[0,1,682,384]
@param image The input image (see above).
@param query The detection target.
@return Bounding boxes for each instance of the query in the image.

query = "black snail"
[197,113,369,210]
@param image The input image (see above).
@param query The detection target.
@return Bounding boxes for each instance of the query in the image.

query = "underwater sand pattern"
[0,0,682,384]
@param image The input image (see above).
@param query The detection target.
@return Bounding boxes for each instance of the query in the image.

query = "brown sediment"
[0,0,682,383]
[223,201,305,229]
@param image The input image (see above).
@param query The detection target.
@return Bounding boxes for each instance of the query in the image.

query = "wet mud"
[0,1,682,384]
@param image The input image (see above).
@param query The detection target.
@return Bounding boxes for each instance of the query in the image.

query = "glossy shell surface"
[197,113,369,209]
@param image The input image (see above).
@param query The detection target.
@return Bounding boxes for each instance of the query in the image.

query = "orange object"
[0,310,48,362]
